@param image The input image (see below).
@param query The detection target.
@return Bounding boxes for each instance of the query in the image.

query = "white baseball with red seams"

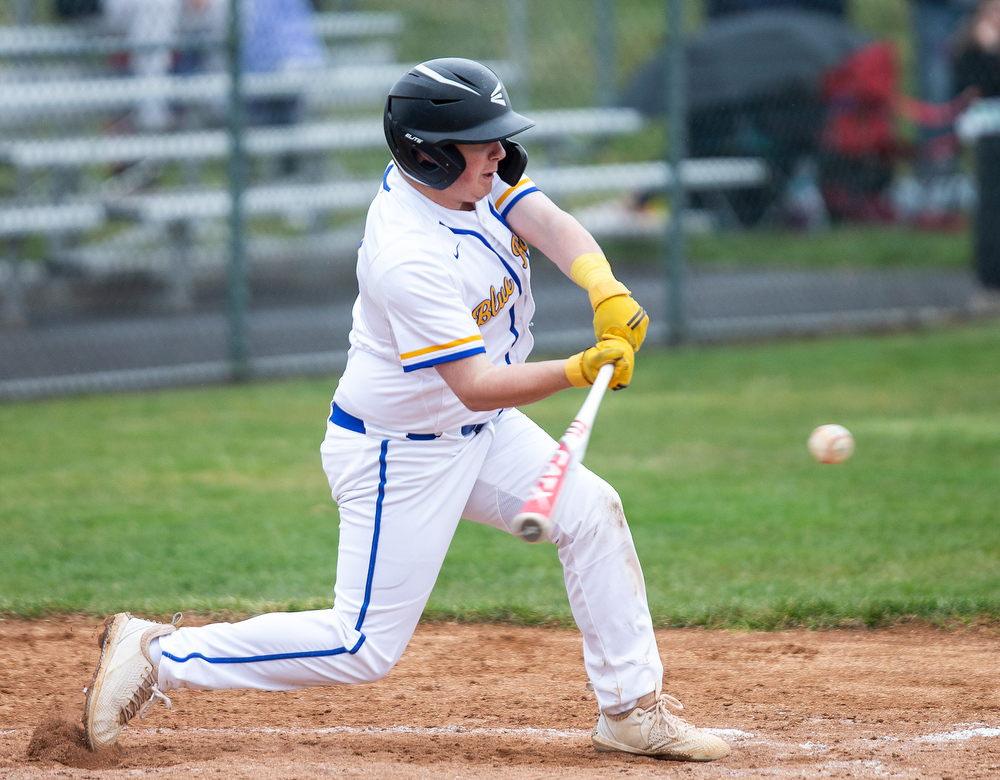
[808,424,855,464]
[154,165,663,714]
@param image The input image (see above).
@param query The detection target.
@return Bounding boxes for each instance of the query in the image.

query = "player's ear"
[498,139,528,186]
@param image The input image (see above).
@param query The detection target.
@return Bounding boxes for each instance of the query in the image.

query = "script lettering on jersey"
[511,234,529,269]
[472,276,516,325]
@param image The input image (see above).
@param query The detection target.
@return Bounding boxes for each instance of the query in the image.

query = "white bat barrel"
[512,512,548,543]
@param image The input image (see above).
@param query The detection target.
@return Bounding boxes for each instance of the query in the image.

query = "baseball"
[807,424,854,464]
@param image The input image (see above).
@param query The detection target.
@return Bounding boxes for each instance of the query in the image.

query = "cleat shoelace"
[645,694,688,741]
[139,684,173,719]
[116,612,183,726]
[119,668,174,724]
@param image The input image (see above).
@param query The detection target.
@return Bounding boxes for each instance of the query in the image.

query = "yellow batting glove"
[565,337,634,391]
[571,252,649,351]
[594,294,649,351]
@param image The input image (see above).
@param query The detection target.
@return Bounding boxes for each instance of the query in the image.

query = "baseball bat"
[512,363,615,543]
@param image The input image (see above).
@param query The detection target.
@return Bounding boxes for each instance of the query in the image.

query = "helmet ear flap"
[498,140,528,186]
[436,144,467,179]
[405,144,465,189]
[384,104,468,189]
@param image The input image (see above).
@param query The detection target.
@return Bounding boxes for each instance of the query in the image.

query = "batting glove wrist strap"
[570,252,631,309]
[565,352,590,387]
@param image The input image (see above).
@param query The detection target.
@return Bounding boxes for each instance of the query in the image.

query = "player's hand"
[593,293,649,352]
[565,337,634,390]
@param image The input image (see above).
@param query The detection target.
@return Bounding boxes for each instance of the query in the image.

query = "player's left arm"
[435,337,633,412]
[505,189,649,351]
[436,353,570,411]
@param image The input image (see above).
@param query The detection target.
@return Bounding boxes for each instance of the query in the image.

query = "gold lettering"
[472,276,516,326]
[511,235,530,269]
[472,301,492,326]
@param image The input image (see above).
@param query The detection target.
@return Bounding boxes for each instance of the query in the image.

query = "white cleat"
[83,612,181,751]
[592,690,732,762]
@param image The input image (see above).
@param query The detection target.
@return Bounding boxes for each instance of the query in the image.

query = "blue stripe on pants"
[162,440,391,666]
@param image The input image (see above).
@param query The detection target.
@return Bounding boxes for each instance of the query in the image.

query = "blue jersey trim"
[488,201,510,230]
[439,222,524,360]
[495,253,522,296]
[382,164,393,192]
[440,225,523,296]
[402,345,486,372]
[500,186,539,220]
[506,307,519,361]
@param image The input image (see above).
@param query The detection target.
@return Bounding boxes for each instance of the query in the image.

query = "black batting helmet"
[383,58,535,190]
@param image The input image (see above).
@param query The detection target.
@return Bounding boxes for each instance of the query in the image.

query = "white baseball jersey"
[332,163,540,435]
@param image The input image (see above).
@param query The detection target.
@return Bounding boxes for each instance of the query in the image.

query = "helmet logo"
[413,63,479,95]
[490,82,506,106]
[404,133,424,144]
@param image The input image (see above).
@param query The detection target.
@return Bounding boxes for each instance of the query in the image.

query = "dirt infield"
[1,617,998,779]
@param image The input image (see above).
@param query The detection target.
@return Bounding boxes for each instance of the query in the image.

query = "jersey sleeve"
[493,173,540,221]
[374,252,486,373]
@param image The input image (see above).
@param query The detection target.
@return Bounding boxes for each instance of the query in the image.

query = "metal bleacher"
[0,108,647,170]
[0,10,769,327]
[0,10,403,58]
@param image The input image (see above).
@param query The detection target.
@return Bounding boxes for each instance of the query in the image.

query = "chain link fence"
[1,0,998,400]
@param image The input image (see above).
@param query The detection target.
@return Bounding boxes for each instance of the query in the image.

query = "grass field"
[2,321,998,627]
[598,223,972,270]
[687,224,972,269]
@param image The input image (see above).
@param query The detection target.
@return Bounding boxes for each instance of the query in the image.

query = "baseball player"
[83,58,731,763]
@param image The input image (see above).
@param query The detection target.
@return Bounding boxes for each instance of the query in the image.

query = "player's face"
[447,141,506,210]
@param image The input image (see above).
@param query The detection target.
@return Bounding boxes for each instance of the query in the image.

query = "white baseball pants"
[157,407,663,712]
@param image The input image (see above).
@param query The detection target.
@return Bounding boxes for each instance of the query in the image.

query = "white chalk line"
[154,723,999,746]
[179,725,590,739]
[7,723,998,746]
[150,725,753,740]
[916,726,1000,742]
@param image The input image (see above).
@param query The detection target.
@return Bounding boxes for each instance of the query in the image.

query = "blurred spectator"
[241,0,326,128]
[707,0,846,19]
[818,40,900,223]
[176,0,326,128]
[891,0,982,229]
[953,0,1000,97]
[54,0,184,130]
[910,0,979,110]
[100,0,193,131]
[53,0,225,130]
[907,0,978,176]
[57,0,324,131]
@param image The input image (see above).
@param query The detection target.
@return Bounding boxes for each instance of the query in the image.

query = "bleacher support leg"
[166,221,194,312]
[0,248,29,329]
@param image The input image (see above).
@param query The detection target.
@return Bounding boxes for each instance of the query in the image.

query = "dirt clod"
[26,716,120,769]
